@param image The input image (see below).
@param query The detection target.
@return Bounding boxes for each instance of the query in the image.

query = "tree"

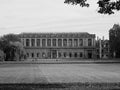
[109,24,120,58]
[0,49,5,61]
[10,41,27,61]
[1,34,20,42]
[0,34,26,61]
[64,0,120,14]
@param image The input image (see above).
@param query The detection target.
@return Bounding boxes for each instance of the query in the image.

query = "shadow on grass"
[0,82,120,90]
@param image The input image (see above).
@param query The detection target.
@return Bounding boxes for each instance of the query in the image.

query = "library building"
[19,32,96,59]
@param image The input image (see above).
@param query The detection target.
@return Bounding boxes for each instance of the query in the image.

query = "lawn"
[0,63,120,89]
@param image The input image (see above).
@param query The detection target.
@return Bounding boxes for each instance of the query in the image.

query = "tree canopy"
[109,24,120,58]
[0,34,26,61]
[64,0,120,14]
[1,34,20,42]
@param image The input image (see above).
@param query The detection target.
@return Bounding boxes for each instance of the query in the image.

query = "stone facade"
[96,39,110,59]
[19,32,96,59]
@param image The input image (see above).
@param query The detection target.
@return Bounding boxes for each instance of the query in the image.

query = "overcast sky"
[0,0,120,39]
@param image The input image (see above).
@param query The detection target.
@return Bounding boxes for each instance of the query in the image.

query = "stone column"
[41,38,43,47]
[56,38,58,47]
[93,38,96,47]
[62,38,63,47]
[57,50,58,58]
[78,38,80,47]
[46,38,47,47]
[51,49,52,59]
[51,38,53,47]
[84,50,86,59]
[72,38,74,47]
[24,38,26,47]
[29,38,31,47]
[83,38,86,47]
[92,38,93,46]
[67,38,69,47]
[40,38,42,47]
[35,38,37,47]
[91,38,94,47]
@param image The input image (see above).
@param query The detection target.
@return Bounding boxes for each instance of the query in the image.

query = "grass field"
[0,63,120,89]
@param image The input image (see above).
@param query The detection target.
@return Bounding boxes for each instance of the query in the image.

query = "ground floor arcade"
[26,48,95,59]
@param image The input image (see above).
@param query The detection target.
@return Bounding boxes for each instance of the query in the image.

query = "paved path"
[0,64,120,83]
[1,59,120,64]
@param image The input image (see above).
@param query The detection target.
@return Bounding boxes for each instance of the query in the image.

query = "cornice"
[19,32,95,38]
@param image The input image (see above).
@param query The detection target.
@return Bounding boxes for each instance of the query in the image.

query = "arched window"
[47,39,51,46]
[74,39,78,47]
[64,52,67,58]
[69,53,72,58]
[53,39,56,46]
[79,39,83,46]
[58,52,61,58]
[63,39,67,47]
[80,52,83,57]
[37,53,39,57]
[42,52,45,58]
[58,39,62,46]
[26,39,30,47]
[31,53,34,58]
[31,39,35,47]
[42,39,46,47]
[27,53,29,57]
[68,39,72,47]
[88,39,92,46]
[37,39,40,46]
[74,53,77,58]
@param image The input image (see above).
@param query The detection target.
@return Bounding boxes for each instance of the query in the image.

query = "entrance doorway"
[88,53,92,59]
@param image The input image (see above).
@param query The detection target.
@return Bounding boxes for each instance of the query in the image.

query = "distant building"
[96,37,110,59]
[19,32,96,60]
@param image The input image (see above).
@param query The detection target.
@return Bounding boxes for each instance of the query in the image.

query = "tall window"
[31,39,35,47]
[68,39,72,47]
[47,39,51,46]
[42,39,46,47]
[74,39,78,47]
[53,39,56,46]
[58,39,62,46]
[79,39,83,46]
[88,39,92,46]
[63,39,67,47]
[26,39,30,47]
[37,39,40,46]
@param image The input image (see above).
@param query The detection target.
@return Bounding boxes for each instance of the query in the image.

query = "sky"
[0,0,120,39]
